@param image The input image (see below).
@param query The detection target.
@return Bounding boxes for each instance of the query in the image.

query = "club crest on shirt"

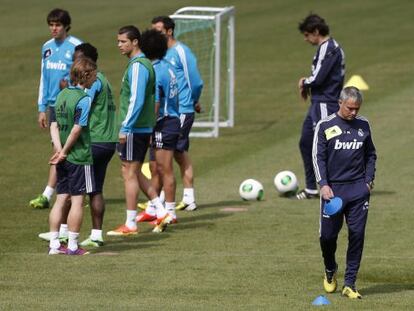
[324,125,342,140]
[43,48,52,59]
[358,128,364,137]
[65,50,72,59]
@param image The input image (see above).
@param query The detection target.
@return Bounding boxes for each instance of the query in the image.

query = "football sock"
[68,231,79,251]
[59,224,68,238]
[305,188,319,194]
[125,210,137,229]
[152,197,167,219]
[183,188,195,204]
[91,229,103,241]
[165,202,176,218]
[49,232,60,249]
[159,190,165,203]
[145,200,157,216]
[43,186,55,201]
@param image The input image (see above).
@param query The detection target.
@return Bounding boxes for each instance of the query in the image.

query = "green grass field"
[1,0,414,310]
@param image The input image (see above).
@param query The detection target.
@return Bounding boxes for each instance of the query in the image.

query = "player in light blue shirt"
[38,35,82,113]
[153,59,179,119]
[164,43,203,114]
[136,29,181,224]
[152,16,203,211]
[31,9,82,228]
[38,9,82,121]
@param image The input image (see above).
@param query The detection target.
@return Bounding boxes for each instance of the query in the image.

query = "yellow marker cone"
[141,162,152,179]
[344,75,369,90]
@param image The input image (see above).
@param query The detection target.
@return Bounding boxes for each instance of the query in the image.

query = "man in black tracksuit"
[297,13,345,200]
[312,86,376,299]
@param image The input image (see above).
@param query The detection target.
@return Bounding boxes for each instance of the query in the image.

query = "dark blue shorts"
[56,160,96,195]
[152,117,181,151]
[176,113,195,152]
[91,143,115,193]
[149,146,155,162]
[48,106,56,126]
[117,133,150,162]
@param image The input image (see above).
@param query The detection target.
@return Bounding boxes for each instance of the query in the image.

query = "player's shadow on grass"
[363,283,414,295]
[105,198,126,205]
[177,211,232,224]
[370,190,396,196]
[168,211,237,232]
[164,221,217,232]
[197,200,249,209]
[97,232,169,253]
[94,212,235,252]
[104,199,250,209]
[225,120,275,136]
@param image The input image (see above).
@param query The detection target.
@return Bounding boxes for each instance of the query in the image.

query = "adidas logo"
[334,139,363,150]
[325,125,342,140]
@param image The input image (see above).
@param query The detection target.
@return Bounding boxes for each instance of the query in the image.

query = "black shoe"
[296,189,319,200]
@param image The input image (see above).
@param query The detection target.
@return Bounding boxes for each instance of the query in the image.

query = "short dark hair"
[118,25,141,42]
[152,16,175,34]
[298,14,329,36]
[140,29,168,60]
[47,8,71,32]
[75,43,98,63]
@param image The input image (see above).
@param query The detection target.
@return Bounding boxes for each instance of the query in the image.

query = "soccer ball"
[239,179,264,201]
[274,171,298,195]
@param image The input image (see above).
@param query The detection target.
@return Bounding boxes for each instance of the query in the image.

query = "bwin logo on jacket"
[46,60,67,70]
[334,139,363,150]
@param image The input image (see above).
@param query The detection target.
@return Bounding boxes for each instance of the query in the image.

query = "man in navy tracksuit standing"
[312,87,376,299]
[297,14,345,200]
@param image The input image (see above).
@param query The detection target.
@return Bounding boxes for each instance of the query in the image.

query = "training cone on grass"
[141,162,152,179]
[344,75,369,90]
[312,295,331,306]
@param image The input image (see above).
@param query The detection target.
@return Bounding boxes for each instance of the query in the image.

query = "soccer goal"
[170,6,235,138]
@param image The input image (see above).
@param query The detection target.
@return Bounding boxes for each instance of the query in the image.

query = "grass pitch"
[1,0,414,310]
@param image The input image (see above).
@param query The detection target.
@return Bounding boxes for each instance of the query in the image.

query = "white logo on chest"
[46,60,67,70]
[334,139,363,150]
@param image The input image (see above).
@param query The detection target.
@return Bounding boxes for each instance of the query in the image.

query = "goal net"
[170,6,235,137]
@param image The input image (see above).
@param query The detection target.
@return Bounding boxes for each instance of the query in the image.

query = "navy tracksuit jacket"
[313,112,376,286]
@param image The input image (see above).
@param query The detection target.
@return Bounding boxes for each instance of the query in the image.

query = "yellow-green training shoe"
[137,201,148,210]
[323,266,338,293]
[80,236,104,247]
[29,194,49,209]
[342,286,362,299]
[176,201,197,211]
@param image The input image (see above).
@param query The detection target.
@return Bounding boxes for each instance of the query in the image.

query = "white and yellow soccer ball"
[274,171,298,195]
[239,179,264,201]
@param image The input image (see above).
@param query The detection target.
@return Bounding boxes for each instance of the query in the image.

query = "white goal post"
[170,6,235,138]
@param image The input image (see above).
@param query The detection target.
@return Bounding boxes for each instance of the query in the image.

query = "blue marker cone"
[323,196,343,216]
[312,295,331,306]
